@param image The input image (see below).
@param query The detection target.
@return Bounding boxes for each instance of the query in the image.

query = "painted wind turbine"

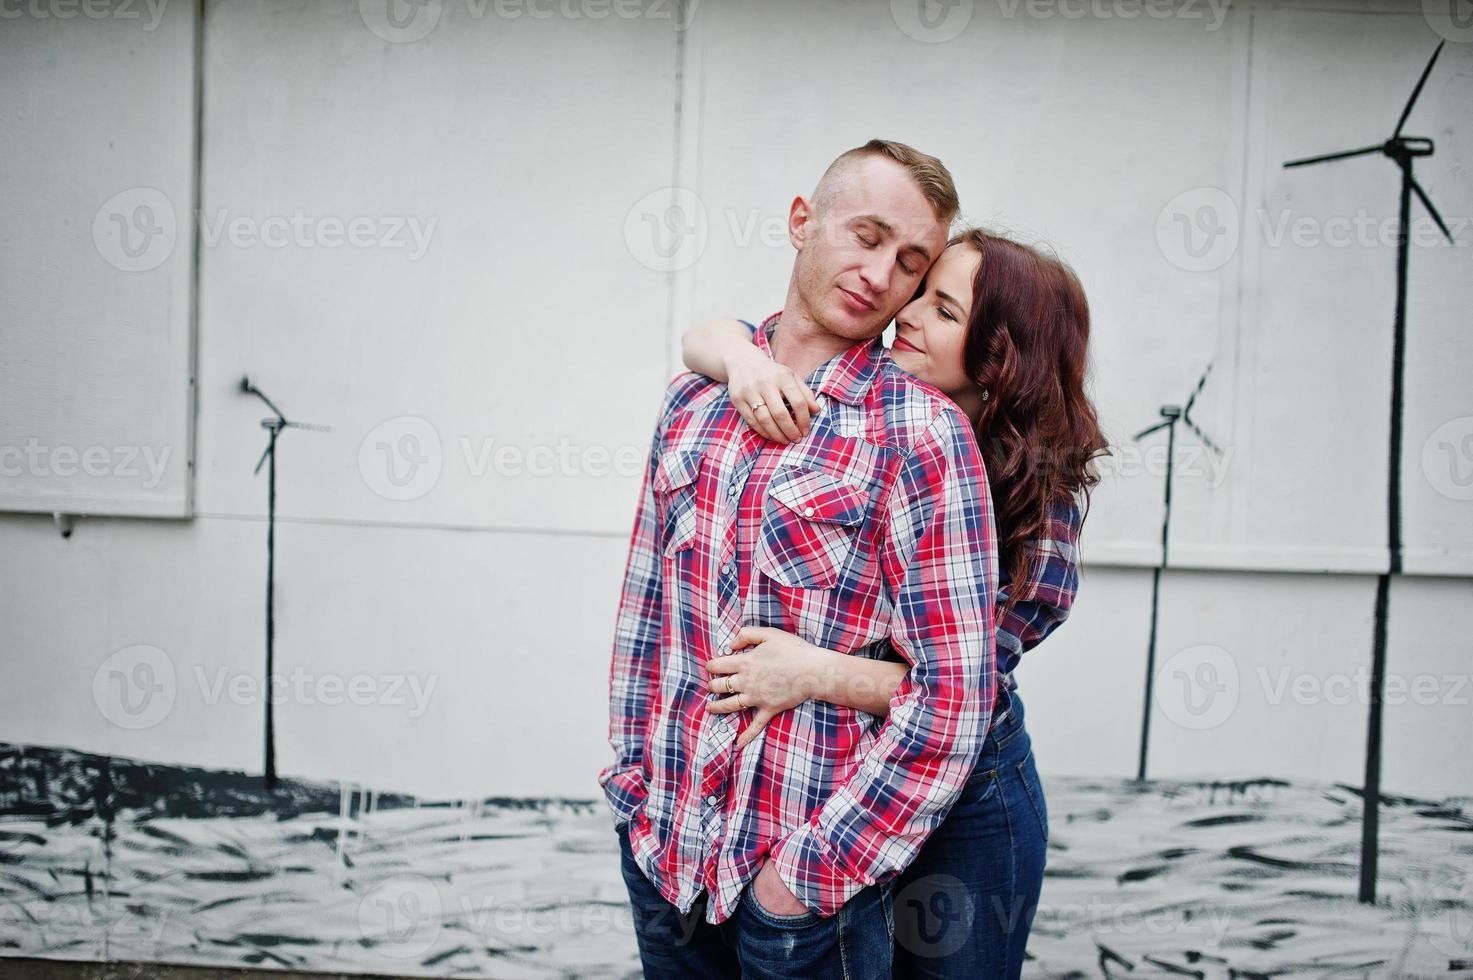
[1131,362,1222,782]
[241,377,331,791]
[1283,40,1456,904]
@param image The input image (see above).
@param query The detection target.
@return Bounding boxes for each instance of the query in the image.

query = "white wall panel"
[0,3,198,517]
[0,511,629,801]
[193,0,680,536]
[1382,575,1473,799]
[1143,569,1377,786]
[1213,10,1473,575]
[1012,565,1154,780]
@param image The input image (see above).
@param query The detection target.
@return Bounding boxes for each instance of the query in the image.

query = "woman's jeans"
[617,822,894,979]
[891,686,1049,979]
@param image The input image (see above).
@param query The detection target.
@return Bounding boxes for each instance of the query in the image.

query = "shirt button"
[728,482,739,496]
[705,795,719,806]
[722,563,733,576]
[803,507,815,517]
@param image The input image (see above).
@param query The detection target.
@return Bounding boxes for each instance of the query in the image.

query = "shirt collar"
[753,311,883,407]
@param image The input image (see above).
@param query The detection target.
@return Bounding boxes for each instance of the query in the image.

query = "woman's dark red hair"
[950,228,1109,612]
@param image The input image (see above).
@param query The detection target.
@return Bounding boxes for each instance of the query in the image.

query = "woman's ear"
[788,195,812,250]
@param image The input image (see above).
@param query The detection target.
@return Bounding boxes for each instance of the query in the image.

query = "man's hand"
[753,857,809,916]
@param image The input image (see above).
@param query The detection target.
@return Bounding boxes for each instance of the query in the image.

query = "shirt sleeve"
[769,406,997,916]
[595,380,687,830]
[995,495,1083,666]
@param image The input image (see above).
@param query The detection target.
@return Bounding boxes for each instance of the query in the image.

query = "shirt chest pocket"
[653,448,702,557]
[754,467,869,589]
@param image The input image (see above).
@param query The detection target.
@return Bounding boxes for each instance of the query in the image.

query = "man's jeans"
[617,822,894,979]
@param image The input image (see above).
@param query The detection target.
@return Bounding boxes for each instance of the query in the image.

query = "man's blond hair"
[814,138,960,225]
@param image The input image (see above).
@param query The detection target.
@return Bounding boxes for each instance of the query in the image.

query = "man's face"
[791,156,951,343]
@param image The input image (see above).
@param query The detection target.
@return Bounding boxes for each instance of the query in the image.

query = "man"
[599,139,998,978]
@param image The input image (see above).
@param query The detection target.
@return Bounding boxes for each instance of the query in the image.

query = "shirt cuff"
[767,820,875,918]
[597,763,648,830]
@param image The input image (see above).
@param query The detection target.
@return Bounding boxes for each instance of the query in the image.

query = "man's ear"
[788,195,813,250]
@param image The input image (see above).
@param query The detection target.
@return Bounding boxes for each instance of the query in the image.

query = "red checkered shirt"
[598,312,998,923]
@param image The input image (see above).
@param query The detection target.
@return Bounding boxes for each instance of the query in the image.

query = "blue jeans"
[617,822,894,979]
[891,687,1049,979]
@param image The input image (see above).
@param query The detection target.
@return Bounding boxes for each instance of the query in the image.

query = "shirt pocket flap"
[767,468,867,526]
[654,448,702,493]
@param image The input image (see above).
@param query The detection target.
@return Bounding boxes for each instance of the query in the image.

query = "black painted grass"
[1,745,1469,978]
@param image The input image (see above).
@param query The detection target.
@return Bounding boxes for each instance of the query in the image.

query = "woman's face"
[889,243,981,404]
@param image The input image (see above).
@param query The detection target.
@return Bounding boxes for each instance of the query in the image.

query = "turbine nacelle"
[1384,135,1434,160]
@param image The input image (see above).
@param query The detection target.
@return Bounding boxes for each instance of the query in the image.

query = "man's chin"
[824,303,887,341]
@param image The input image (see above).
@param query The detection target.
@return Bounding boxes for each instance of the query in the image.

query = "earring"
[979,387,991,403]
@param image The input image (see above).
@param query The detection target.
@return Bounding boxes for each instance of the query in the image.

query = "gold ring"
[751,400,767,411]
[738,691,748,709]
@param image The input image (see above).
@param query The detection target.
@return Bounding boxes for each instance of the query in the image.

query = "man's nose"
[859,252,893,297]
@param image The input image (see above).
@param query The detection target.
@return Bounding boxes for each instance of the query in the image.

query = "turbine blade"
[1283,145,1381,169]
[1182,417,1224,457]
[285,420,334,433]
[253,441,272,476]
[1184,362,1214,415]
[1410,177,1455,244]
[244,384,287,420]
[1134,420,1172,442]
[1392,41,1445,139]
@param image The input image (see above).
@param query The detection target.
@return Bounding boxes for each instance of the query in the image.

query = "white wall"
[1017,567,1473,799]
[0,0,197,516]
[1,0,1470,801]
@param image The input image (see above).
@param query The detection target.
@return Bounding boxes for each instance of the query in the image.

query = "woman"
[680,227,1108,979]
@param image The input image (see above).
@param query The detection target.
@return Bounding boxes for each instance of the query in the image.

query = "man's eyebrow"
[854,214,934,263]
[902,241,934,263]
